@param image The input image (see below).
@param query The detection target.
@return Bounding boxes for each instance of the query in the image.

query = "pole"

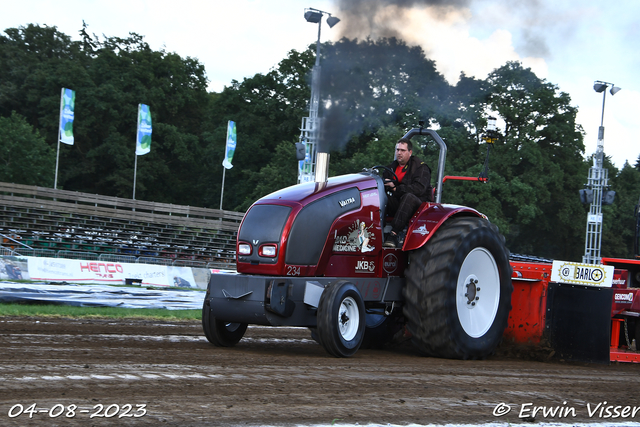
[220,167,226,210]
[54,88,64,189]
[315,19,321,67]
[298,20,323,184]
[54,139,61,190]
[133,154,138,200]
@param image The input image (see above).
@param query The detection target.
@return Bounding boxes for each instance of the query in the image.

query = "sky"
[1,0,638,169]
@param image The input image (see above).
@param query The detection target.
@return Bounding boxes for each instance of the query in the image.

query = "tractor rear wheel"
[202,299,248,347]
[317,280,366,357]
[403,216,512,359]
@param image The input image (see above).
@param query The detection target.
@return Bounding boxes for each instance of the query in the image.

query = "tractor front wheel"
[317,281,366,357]
[202,299,248,347]
[403,216,512,359]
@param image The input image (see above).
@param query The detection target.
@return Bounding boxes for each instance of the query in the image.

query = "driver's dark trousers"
[386,192,423,235]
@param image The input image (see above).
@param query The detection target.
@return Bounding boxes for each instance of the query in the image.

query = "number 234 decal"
[287,265,301,276]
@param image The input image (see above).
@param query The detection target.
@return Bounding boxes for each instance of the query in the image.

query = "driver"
[382,138,433,248]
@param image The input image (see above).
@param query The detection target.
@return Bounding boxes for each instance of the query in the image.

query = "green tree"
[604,159,640,258]
[478,62,588,259]
[0,111,55,186]
[0,24,210,204]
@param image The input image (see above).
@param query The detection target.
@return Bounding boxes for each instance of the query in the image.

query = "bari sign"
[551,260,614,287]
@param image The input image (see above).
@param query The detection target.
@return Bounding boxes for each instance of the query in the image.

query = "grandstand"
[0,182,243,269]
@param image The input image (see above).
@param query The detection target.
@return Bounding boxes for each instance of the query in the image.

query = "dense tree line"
[1,24,639,260]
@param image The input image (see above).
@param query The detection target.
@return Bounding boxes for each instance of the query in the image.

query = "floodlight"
[610,86,621,96]
[304,10,323,23]
[593,83,607,93]
[326,15,340,28]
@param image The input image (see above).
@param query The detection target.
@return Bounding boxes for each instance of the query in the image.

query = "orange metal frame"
[507,259,640,363]
[505,261,552,345]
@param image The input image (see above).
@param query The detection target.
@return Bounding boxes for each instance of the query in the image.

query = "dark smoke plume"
[316,0,468,153]
[335,0,471,40]
[314,0,559,153]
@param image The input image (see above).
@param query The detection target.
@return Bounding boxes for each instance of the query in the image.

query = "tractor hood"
[260,173,378,205]
[235,172,382,275]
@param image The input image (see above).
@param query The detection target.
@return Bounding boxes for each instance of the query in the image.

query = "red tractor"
[203,128,513,359]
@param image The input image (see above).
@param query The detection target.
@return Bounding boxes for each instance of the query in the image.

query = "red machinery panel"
[504,261,552,344]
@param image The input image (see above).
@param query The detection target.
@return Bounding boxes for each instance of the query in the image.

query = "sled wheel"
[317,281,366,357]
[403,216,513,359]
[202,299,248,347]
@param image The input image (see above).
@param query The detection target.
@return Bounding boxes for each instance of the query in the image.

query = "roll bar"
[401,128,447,204]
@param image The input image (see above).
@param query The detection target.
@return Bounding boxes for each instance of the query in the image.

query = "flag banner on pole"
[136,104,152,155]
[59,88,75,145]
[222,120,236,169]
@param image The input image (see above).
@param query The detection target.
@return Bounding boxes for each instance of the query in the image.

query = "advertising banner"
[24,257,198,288]
[59,88,75,145]
[551,260,614,287]
[135,104,152,155]
[222,120,236,169]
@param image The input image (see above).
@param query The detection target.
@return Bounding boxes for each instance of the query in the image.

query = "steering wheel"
[371,165,399,186]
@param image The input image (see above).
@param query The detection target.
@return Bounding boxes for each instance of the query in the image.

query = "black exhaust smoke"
[315,0,470,155]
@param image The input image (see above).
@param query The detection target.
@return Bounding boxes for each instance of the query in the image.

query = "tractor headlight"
[259,244,277,258]
[238,243,252,255]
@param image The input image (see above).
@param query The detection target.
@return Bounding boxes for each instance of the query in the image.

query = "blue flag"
[59,88,75,145]
[136,104,152,155]
[222,121,236,169]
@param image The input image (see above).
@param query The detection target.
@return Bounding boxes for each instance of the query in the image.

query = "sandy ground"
[1,316,639,427]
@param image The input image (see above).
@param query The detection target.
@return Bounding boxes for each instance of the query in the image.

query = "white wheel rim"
[338,296,360,341]
[456,247,500,338]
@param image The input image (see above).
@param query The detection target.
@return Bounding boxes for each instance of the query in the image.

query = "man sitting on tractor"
[382,138,433,248]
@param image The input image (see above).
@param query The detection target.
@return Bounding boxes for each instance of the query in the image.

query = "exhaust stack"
[315,152,330,183]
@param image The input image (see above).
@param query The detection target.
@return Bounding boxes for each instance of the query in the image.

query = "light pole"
[297,8,340,184]
[582,81,621,264]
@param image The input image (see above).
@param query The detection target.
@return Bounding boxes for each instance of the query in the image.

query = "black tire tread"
[317,280,365,357]
[403,216,512,359]
[202,299,247,347]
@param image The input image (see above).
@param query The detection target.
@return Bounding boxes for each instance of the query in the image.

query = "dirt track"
[1,317,639,426]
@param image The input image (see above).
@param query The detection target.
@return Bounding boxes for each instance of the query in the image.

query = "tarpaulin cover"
[0,282,203,310]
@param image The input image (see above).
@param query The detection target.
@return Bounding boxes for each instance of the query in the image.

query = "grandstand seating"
[0,182,243,269]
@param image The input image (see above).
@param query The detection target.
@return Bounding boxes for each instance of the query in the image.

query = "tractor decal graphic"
[333,220,375,253]
[412,224,429,236]
[614,293,633,303]
[383,253,398,273]
[355,260,375,273]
